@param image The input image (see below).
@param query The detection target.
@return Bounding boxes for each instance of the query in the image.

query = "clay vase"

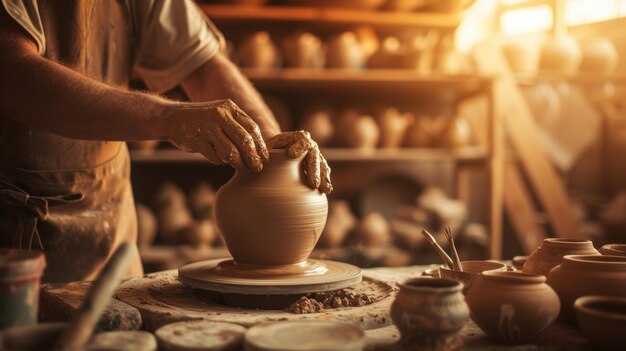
[522,238,599,277]
[599,244,626,257]
[376,108,412,149]
[326,32,365,70]
[336,110,380,149]
[439,115,472,149]
[579,37,619,75]
[368,36,404,69]
[237,32,281,69]
[391,278,469,351]
[466,271,560,344]
[282,32,326,69]
[299,107,335,147]
[214,149,328,265]
[539,35,581,75]
[546,255,626,323]
[404,116,447,148]
[574,296,626,350]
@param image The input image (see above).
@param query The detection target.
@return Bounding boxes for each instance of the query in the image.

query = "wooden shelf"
[199,4,463,29]
[130,147,487,164]
[242,69,492,98]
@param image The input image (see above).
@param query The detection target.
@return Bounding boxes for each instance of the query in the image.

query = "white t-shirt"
[2,0,225,93]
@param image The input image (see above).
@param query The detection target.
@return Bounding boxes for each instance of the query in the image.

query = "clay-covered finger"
[304,145,321,189]
[319,154,333,194]
[212,129,248,173]
[218,114,264,173]
[266,131,295,149]
[286,130,313,159]
[232,109,270,163]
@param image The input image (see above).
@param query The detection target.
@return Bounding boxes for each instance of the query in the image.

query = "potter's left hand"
[266,131,333,195]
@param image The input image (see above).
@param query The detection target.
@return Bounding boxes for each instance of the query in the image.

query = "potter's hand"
[167,99,270,173]
[266,131,333,194]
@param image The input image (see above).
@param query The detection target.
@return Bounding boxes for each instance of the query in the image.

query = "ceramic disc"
[178,259,362,295]
[244,320,364,351]
[155,320,246,351]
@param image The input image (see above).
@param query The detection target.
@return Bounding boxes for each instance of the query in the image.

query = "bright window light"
[500,5,553,34]
[566,0,626,26]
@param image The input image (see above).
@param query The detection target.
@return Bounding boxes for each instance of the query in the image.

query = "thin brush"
[445,226,463,271]
[421,229,454,269]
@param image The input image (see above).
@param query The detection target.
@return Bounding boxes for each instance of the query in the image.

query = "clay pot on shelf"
[466,271,560,344]
[376,108,413,148]
[546,255,626,323]
[539,35,581,75]
[391,278,469,351]
[404,115,447,148]
[282,32,326,69]
[237,32,281,69]
[579,37,619,75]
[353,26,379,60]
[522,238,599,277]
[368,36,404,69]
[179,220,216,248]
[439,115,472,148]
[403,30,438,73]
[153,183,194,244]
[352,212,391,247]
[599,244,626,257]
[318,200,357,248]
[299,107,335,147]
[214,149,328,265]
[574,295,626,350]
[326,32,365,70]
[336,110,380,149]
[439,260,508,294]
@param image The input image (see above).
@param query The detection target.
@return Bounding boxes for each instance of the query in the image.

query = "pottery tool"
[444,227,463,271]
[54,243,134,351]
[421,229,454,269]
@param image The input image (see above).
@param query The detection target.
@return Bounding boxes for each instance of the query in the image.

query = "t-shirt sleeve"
[131,0,225,94]
[1,0,45,55]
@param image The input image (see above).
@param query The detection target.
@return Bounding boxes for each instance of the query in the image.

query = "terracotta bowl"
[574,296,626,349]
[0,323,67,351]
[599,244,626,257]
[439,260,507,294]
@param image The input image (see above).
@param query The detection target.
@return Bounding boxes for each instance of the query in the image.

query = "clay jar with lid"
[522,238,599,276]
[547,255,626,323]
[391,278,469,351]
[214,149,328,266]
[466,271,560,344]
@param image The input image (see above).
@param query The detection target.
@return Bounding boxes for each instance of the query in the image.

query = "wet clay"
[287,290,375,314]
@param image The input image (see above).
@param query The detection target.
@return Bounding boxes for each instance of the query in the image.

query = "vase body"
[546,255,626,323]
[214,150,328,265]
[522,238,599,276]
[391,278,469,351]
[466,271,560,344]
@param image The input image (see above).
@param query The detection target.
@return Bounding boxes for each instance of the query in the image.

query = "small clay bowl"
[512,256,528,271]
[439,260,508,294]
[599,244,626,257]
[244,320,364,351]
[0,323,67,351]
[574,295,626,349]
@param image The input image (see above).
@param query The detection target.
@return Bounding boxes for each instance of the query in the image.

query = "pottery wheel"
[179,258,362,295]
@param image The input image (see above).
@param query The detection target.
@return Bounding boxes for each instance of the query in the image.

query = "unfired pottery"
[404,116,447,148]
[214,149,328,265]
[522,238,599,276]
[466,271,560,344]
[391,278,469,350]
[244,320,364,351]
[599,243,626,257]
[299,107,335,147]
[282,32,325,69]
[579,37,619,75]
[547,255,626,323]
[376,108,412,148]
[439,260,507,294]
[539,35,581,75]
[237,32,281,69]
[326,32,365,69]
[336,110,380,149]
[574,295,626,351]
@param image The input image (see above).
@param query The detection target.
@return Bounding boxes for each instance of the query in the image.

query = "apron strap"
[0,178,84,250]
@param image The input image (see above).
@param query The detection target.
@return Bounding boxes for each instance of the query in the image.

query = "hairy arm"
[180,52,281,139]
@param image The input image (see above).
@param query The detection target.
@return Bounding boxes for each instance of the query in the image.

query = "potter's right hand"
[167,99,270,173]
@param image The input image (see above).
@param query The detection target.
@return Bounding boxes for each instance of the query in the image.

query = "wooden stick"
[421,229,454,269]
[54,243,134,351]
[445,227,463,271]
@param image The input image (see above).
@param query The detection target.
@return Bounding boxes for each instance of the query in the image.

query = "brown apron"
[0,0,143,283]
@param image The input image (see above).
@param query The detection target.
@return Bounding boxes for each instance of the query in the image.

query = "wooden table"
[40,265,592,350]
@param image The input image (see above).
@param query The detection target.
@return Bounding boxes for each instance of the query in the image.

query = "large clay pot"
[546,255,626,323]
[522,238,599,276]
[391,278,469,350]
[214,149,328,265]
[579,37,619,75]
[466,271,560,344]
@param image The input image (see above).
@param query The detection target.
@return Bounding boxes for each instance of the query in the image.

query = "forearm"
[181,53,281,139]
[0,51,173,141]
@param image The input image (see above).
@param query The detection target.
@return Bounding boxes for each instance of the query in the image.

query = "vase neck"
[233,150,304,186]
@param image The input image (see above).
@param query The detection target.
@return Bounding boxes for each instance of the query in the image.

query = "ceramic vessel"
[522,238,599,276]
[391,278,469,350]
[439,260,507,294]
[282,32,325,69]
[237,32,281,69]
[440,115,472,148]
[299,107,335,147]
[214,149,328,265]
[579,37,619,75]
[376,108,412,148]
[336,110,380,149]
[574,295,626,350]
[547,255,626,323]
[599,244,626,257]
[466,271,560,344]
[512,256,528,271]
[326,32,365,69]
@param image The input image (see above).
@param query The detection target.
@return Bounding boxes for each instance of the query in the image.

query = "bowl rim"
[481,271,546,284]
[398,277,463,293]
[439,260,507,274]
[574,295,626,322]
[563,254,626,264]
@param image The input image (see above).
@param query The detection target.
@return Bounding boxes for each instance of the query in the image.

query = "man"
[0,0,332,283]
